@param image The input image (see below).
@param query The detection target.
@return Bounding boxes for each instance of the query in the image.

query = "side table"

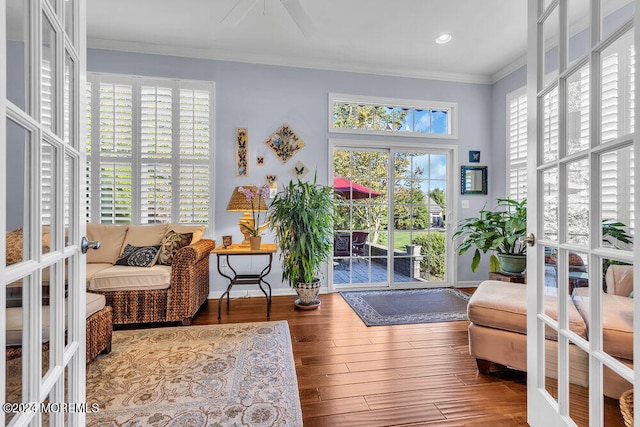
[212,243,277,319]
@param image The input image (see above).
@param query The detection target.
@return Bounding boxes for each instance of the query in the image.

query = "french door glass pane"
[64,0,74,44]
[6,118,31,266]
[567,159,590,246]
[42,141,54,254]
[543,5,560,81]
[568,0,590,66]
[601,0,634,41]
[600,147,635,249]
[543,86,560,162]
[568,344,590,426]
[42,12,56,132]
[544,333,560,403]
[543,167,559,241]
[566,63,590,155]
[6,0,29,111]
[64,154,73,245]
[5,274,32,425]
[600,29,634,144]
[64,51,74,145]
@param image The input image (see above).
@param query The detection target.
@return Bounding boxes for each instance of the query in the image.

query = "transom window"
[329,93,457,139]
[86,73,214,225]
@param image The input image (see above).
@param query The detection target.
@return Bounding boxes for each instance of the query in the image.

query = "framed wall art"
[236,128,248,176]
[264,123,305,163]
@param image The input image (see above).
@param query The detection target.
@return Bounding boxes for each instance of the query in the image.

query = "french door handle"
[81,236,101,254]
[519,233,535,247]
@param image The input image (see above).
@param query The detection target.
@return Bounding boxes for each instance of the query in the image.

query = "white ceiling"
[85,0,629,85]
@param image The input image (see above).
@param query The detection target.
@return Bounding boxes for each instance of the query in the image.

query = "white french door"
[527,0,638,425]
[2,0,87,425]
[331,141,455,290]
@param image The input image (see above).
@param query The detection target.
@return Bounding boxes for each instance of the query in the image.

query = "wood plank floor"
[190,291,626,426]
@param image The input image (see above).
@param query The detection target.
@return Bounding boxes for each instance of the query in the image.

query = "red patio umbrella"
[333,177,381,200]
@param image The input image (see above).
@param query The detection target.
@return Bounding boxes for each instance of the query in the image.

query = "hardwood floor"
[191,291,626,426]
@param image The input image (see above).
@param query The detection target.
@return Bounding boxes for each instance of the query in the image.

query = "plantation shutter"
[87,74,213,226]
[179,88,210,223]
[94,81,134,222]
[507,90,527,201]
[140,84,173,223]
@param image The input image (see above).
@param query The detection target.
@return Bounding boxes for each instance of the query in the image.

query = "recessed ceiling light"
[435,33,453,45]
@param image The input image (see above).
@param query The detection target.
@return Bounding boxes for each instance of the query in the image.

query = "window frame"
[86,72,215,229]
[328,93,458,139]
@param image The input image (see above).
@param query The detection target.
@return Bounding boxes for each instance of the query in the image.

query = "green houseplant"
[453,198,527,274]
[268,175,337,308]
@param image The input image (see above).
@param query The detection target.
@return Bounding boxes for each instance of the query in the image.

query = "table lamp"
[226,185,269,247]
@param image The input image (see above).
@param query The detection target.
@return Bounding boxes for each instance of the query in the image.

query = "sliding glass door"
[331,142,453,290]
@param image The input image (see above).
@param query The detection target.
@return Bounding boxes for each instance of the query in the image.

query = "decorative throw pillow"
[157,231,193,266]
[114,244,161,267]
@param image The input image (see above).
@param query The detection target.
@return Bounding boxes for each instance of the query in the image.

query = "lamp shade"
[226,186,268,212]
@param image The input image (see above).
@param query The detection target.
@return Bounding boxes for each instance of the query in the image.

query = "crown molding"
[88,38,494,85]
[490,54,527,84]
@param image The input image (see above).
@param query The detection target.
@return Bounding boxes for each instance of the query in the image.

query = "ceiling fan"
[221,0,316,37]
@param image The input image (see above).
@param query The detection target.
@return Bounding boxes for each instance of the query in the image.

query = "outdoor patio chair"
[351,231,369,259]
[333,233,351,269]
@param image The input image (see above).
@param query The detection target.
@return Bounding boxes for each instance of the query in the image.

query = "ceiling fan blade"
[221,0,259,27]
[280,0,316,37]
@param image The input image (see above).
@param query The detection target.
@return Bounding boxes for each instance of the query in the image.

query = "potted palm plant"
[453,198,527,274]
[268,174,337,308]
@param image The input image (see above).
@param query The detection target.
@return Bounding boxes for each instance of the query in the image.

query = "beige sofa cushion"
[121,224,169,250]
[572,287,633,360]
[468,280,587,340]
[86,263,113,285]
[169,224,206,244]
[86,292,107,318]
[88,265,171,292]
[86,224,129,264]
[6,292,106,346]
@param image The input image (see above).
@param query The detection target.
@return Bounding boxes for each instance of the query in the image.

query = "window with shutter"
[87,74,214,226]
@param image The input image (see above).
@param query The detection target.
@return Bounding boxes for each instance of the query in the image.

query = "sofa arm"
[168,238,215,324]
[173,238,216,267]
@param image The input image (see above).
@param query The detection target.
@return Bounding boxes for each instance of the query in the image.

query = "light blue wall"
[88,49,494,292]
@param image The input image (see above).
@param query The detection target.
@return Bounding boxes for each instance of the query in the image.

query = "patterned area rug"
[340,288,471,326]
[86,321,302,426]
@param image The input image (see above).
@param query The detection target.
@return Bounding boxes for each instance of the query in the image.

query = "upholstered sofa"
[85,223,214,326]
[467,265,633,399]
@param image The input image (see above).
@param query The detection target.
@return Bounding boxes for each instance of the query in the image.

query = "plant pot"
[294,279,321,309]
[249,236,262,250]
[497,253,527,275]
